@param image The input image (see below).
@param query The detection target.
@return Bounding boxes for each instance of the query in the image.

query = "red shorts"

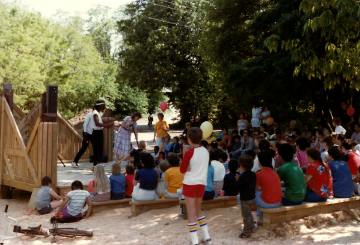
[182,184,205,198]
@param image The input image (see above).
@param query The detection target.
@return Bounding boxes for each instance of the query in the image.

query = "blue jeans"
[281,187,304,206]
[253,191,281,222]
[305,189,327,202]
[233,151,240,161]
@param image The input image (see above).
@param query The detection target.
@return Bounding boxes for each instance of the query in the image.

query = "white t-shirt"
[335,126,346,135]
[180,146,209,186]
[252,156,275,173]
[211,160,226,181]
[321,150,329,160]
[252,108,261,118]
[91,110,103,130]
[66,190,90,216]
[83,111,94,135]
[261,110,270,124]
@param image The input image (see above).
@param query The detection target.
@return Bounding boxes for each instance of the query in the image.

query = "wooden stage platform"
[56,160,128,196]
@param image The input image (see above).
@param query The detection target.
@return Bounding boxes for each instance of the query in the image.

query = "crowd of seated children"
[252,140,275,172]
[163,135,173,155]
[109,163,126,200]
[230,135,241,160]
[35,176,63,215]
[55,181,92,223]
[340,139,360,193]
[159,161,170,180]
[119,140,147,170]
[295,137,310,167]
[222,160,240,196]
[163,153,184,199]
[203,158,215,200]
[90,165,111,202]
[218,141,230,163]
[218,151,228,172]
[132,153,159,202]
[210,150,226,196]
[218,126,232,150]
[151,146,160,159]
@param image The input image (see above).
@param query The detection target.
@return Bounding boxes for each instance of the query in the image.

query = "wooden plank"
[4,148,24,157]
[3,155,15,179]
[2,178,38,193]
[37,121,42,183]
[26,117,41,153]
[130,199,179,217]
[57,112,83,141]
[0,99,5,189]
[46,123,53,179]
[41,123,48,180]
[2,97,39,185]
[92,199,131,213]
[51,123,58,189]
[58,152,66,160]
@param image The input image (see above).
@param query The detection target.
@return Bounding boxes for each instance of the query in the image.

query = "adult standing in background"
[71,107,94,168]
[114,112,142,163]
[91,100,117,167]
[237,113,249,133]
[339,101,354,130]
[260,105,270,125]
[153,113,170,147]
[251,101,261,132]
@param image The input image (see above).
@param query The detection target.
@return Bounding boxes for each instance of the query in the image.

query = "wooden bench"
[261,196,360,229]
[92,199,131,213]
[180,196,239,220]
[130,199,179,217]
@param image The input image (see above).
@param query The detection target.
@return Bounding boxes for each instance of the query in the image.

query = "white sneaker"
[200,238,212,244]
[71,162,78,168]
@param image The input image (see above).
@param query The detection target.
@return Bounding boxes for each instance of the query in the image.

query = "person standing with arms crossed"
[90,100,116,167]
[180,127,212,245]
[71,107,94,168]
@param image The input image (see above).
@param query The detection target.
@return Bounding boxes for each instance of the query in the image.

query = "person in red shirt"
[253,151,282,225]
[124,165,135,198]
[305,148,333,202]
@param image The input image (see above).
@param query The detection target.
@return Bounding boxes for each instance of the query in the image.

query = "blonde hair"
[112,163,121,175]
[94,165,110,193]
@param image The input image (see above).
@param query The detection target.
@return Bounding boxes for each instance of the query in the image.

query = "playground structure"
[0,84,114,197]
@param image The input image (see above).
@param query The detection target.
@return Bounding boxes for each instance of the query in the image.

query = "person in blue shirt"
[170,136,180,153]
[223,160,240,196]
[327,146,354,198]
[163,135,173,156]
[109,163,126,200]
[203,160,215,200]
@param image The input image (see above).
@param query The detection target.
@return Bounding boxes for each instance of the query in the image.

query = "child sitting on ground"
[163,153,184,199]
[109,163,126,200]
[179,136,186,153]
[180,127,212,245]
[237,155,257,239]
[218,151,229,172]
[35,176,63,215]
[203,158,215,201]
[90,165,111,202]
[170,136,180,153]
[151,146,160,159]
[223,160,240,196]
[163,135,173,156]
[211,150,226,196]
[55,180,92,223]
[125,165,135,198]
[159,160,171,180]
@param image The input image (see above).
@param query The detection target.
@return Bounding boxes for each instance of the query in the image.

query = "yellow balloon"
[200,121,213,139]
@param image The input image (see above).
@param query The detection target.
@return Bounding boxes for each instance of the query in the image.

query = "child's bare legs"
[51,199,63,209]
[185,197,199,244]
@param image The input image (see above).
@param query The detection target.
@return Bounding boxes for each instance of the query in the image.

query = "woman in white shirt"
[251,101,261,131]
[333,117,346,135]
[237,113,249,133]
[260,105,270,124]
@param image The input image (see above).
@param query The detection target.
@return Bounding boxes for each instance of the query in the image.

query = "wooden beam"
[2,178,38,192]
[4,148,24,157]
[2,97,39,186]
[26,117,41,153]
[58,152,66,160]
[57,112,83,141]
[3,155,15,179]
[0,99,4,189]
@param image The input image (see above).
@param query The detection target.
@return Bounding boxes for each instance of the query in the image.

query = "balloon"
[160,102,168,112]
[267,117,274,126]
[89,180,94,193]
[347,107,355,116]
[200,121,213,139]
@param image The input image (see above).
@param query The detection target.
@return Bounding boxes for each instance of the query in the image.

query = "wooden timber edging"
[130,199,179,217]
[261,196,360,229]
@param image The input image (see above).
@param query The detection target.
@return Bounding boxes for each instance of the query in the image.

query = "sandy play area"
[0,196,359,245]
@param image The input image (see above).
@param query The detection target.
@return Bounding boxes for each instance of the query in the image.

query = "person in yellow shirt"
[164,153,184,199]
[153,113,170,147]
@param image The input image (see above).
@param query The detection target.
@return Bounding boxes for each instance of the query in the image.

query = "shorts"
[37,204,53,215]
[182,184,205,198]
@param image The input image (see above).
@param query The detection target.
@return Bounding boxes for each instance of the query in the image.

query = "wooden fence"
[0,92,114,194]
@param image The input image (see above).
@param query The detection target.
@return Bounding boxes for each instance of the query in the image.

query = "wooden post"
[3,84,13,112]
[102,117,114,162]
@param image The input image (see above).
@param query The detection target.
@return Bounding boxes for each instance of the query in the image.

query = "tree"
[117,0,216,124]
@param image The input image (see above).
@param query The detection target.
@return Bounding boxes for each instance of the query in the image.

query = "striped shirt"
[66,190,90,216]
